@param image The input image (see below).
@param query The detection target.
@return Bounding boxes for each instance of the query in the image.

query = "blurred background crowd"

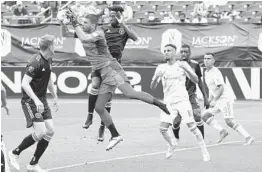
[1,1,262,25]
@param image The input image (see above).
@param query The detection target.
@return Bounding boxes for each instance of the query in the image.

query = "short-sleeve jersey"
[185,60,202,97]
[101,25,129,60]
[204,67,232,100]
[79,27,115,70]
[22,53,51,100]
[152,61,189,104]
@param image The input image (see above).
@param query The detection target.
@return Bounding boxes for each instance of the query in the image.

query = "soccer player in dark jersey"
[8,35,58,172]
[66,10,169,151]
[83,7,138,142]
[172,44,209,142]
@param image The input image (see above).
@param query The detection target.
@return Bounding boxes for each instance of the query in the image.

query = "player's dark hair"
[165,44,177,50]
[109,6,124,13]
[181,44,191,53]
[84,14,99,24]
[179,13,186,17]
[205,53,215,57]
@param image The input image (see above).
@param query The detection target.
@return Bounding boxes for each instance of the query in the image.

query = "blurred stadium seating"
[1,1,262,25]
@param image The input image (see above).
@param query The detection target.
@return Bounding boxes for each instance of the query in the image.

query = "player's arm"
[195,64,209,106]
[122,23,138,41]
[47,75,58,100]
[150,66,163,90]
[74,26,102,42]
[61,25,75,37]
[22,62,44,112]
[22,75,40,104]
[212,71,225,102]
[48,75,59,112]
[180,62,198,83]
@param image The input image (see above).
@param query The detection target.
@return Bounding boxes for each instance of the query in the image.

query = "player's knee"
[202,110,213,122]
[159,127,168,134]
[193,109,201,122]
[95,104,104,115]
[46,127,55,138]
[225,118,236,128]
[91,77,101,89]
[35,129,47,140]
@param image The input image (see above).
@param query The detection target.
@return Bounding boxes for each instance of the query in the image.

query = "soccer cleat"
[202,152,211,162]
[244,136,255,146]
[82,114,93,129]
[8,151,20,171]
[217,129,229,143]
[27,164,46,172]
[97,125,105,142]
[106,136,123,151]
[166,144,176,159]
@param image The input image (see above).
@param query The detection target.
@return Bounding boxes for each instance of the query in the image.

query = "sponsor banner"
[1,23,262,66]
[1,67,262,100]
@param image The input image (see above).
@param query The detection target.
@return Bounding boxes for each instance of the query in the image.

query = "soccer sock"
[160,127,174,146]
[108,123,120,138]
[12,134,37,155]
[1,150,5,171]
[197,120,205,138]
[190,125,208,154]
[233,124,250,138]
[87,88,99,119]
[206,117,224,132]
[29,138,49,165]
[172,127,180,140]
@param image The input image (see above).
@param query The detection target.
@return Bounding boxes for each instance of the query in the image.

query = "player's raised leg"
[83,73,101,129]
[118,83,170,114]
[95,93,123,151]
[202,109,229,143]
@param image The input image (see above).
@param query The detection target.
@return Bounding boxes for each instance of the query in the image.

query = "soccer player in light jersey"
[151,44,210,161]
[66,10,170,151]
[202,53,254,145]
[172,44,209,142]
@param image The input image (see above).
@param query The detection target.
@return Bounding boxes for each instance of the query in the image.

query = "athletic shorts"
[160,101,195,124]
[97,61,129,94]
[21,97,52,128]
[206,98,234,119]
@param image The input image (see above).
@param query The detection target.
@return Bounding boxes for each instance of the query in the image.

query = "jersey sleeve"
[152,65,164,82]
[213,70,224,86]
[195,63,202,78]
[25,59,40,78]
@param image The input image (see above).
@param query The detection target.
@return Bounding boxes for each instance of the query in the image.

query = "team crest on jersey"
[35,112,41,118]
[28,66,34,73]
[119,28,125,35]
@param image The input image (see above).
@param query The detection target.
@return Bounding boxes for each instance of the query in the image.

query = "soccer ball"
[57,9,71,25]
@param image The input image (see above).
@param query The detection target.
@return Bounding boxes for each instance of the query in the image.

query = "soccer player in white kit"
[202,53,255,145]
[151,44,210,161]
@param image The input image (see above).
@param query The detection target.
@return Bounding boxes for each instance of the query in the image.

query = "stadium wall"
[1,66,262,100]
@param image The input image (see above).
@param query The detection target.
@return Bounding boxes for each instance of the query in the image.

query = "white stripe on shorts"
[25,102,34,119]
